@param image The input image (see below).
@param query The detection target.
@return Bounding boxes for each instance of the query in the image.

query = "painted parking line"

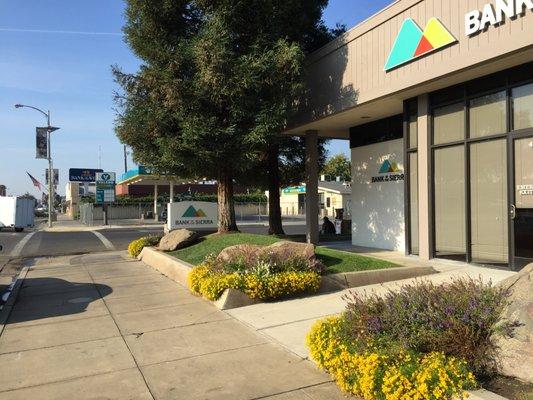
[92,231,116,250]
[10,232,36,257]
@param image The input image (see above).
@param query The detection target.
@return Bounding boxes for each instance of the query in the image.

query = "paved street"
[0,222,307,259]
[0,252,341,400]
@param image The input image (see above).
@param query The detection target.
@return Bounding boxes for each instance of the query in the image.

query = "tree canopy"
[114,0,338,231]
[322,153,352,182]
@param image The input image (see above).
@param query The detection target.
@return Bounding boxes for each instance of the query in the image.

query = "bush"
[128,235,161,257]
[341,278,516,377]
[188,265,320,301]
[307,317,477,400]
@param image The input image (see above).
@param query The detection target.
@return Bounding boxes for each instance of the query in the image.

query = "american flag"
[26,172,43,191]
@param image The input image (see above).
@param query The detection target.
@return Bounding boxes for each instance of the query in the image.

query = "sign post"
[95,172,116,225]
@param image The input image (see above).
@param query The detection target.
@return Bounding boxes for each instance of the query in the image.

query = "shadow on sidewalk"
[7,278,112,325]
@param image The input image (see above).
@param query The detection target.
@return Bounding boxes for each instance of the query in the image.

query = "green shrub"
[128,236,161,257]
[341,278,517,377]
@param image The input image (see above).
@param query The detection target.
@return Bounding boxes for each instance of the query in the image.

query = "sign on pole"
[45,169,59,186]
[36,128,48,159]
[95,172,116,204]
[167,201,218,231]
[69,168,103,183]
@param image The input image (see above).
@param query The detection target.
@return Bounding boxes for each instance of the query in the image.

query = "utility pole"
[123,145,128,173]
[15,104,60,228]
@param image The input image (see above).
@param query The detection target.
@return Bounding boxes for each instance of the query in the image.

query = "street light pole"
[14,104,59,228]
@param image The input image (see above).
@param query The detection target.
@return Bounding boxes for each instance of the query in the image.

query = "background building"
[0,185,6,197]
[286,0,533,270]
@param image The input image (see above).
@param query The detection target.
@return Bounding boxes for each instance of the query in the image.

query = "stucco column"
[169,181,174,203]
[305,130,319,244]
[417,95,431,260]
[153,184,158,219]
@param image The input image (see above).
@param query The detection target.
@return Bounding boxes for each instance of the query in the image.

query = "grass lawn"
[170,232,399,274]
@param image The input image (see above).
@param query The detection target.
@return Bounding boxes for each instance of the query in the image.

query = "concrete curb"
[321,265,438,292]
[137,247,193,287]
[137,248,258,310]
[463,390,508,400]
[0,266,29,337]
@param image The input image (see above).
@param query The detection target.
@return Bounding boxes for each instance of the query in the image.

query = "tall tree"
[115,0,333,233]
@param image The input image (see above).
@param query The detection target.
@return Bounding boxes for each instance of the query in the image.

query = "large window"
[434,146,466,260]
[469,91,507,138]
[433,103,465,144]
[470,139,508,263]
[513,83,533,130]
[429,81,530,265]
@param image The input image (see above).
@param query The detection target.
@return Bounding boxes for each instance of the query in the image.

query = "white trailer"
[0,197,35,232]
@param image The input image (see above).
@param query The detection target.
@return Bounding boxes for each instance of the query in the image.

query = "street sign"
[36,128,48,159]
[69,168,103,183]
[95,172,116,204]
[45,169,59,186]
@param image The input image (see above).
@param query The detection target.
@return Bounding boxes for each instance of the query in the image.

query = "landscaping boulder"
[263,241,325,273]
[216,240,325,273]
[216,244,263,265]
[495,263,533,383]
[158,229,198,252]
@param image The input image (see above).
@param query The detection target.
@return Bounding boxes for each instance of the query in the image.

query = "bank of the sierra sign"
[465,0,532,36]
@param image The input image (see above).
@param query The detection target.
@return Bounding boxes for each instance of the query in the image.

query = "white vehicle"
[0,197,35,232]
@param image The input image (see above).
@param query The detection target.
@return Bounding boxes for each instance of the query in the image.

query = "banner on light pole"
[45,169,59,186]
[36,128,48,159]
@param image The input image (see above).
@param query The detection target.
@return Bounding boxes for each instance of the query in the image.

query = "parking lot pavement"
[0,251,342,400]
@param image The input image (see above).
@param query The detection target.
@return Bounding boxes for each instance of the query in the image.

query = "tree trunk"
[217,166,238,233]
[267,144,284,235]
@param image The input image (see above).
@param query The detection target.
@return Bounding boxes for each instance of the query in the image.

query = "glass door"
[510,133,533,270]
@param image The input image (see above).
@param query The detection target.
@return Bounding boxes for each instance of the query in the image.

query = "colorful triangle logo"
[182,206,207,218]
[379,160,401,174]
[385,18,456,71]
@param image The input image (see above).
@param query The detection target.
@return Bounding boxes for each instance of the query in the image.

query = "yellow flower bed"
[188,265,321,301]
[128,236,160,258]
[306,317,476,400]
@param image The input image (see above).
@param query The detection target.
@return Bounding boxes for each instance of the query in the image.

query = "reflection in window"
[469,91,507,138]
[513,83,533,131]
[433,103,465,144]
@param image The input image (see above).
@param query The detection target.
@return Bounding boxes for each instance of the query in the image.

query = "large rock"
[158,229,198,252]
[216,244,263,265]
[495,263,533,383]
[216,240,324,273]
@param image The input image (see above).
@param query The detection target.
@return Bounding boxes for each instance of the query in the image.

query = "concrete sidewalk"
[0,251,342,400]
[228,258,516,359]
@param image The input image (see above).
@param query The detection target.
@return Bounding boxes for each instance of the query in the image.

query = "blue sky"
[0,0,392,196]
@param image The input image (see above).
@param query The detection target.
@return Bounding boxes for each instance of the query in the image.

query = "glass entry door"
[511,134,533,270]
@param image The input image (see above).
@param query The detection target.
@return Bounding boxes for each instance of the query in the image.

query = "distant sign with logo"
[95,172,116,204]
[372,159,405,183]
[69,168,103,183]
[282,186,306,195]
[167,201,218,231]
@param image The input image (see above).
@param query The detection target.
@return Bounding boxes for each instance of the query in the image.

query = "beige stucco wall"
[288,0,533,135]
[279,189,350,217]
